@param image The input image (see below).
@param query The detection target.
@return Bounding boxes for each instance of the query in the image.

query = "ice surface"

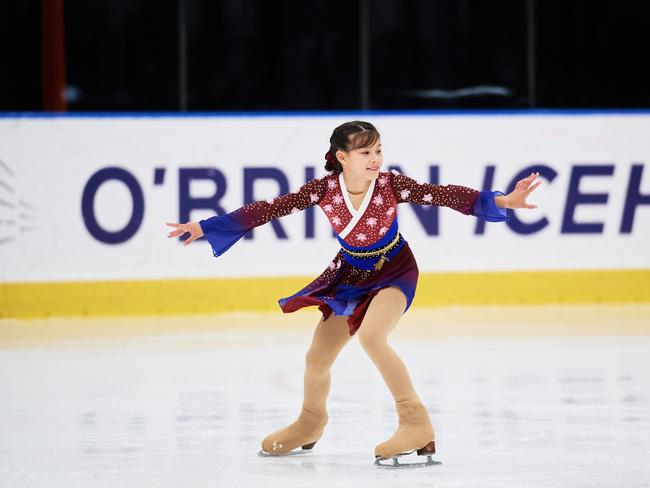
[1,311,650,488]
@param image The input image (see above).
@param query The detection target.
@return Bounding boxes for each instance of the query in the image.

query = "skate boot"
[259,405,328,456]
[374,399,440,468]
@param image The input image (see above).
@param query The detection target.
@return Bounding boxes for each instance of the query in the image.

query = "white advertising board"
[0,114,648,283]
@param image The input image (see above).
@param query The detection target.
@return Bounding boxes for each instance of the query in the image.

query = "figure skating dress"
[199,170,507,336]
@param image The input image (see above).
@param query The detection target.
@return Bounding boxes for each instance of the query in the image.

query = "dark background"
[2,0,649,112]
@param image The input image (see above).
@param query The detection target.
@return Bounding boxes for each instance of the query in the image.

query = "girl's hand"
[504,172,542,209]
[166,221,204,246]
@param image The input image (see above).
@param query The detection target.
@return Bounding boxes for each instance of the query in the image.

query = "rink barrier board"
[1,269,649,319]
[1,115,648,282]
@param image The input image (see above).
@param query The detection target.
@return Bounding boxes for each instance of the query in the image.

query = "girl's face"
[336,138,383,181]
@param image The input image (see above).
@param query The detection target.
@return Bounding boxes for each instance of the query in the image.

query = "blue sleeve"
[472,190,509,222]
[199,213,252,257]
[198,176,327,258]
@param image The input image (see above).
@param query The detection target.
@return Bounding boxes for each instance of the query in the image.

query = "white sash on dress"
[338,172,376,240]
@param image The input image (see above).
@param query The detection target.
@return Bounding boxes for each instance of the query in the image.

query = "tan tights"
[303,286,420,413]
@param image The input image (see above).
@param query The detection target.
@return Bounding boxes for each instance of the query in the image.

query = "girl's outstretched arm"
[389,170,541,222]
[167,176,327,256]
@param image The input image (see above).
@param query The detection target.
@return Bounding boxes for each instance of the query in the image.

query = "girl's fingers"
[166,224,185,234]
[522,173,537,185]
[515,173,539,192]
[167,221,200,245]
[525,181,542,194]
[167,222,192,238]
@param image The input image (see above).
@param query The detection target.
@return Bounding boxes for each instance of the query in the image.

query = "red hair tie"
[324,150,334,162]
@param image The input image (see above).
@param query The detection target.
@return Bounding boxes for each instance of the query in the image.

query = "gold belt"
[341,232,402,270]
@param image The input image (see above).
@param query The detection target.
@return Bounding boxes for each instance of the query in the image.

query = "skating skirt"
[278,236,419,336]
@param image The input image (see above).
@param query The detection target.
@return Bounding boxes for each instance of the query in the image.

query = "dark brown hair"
[324,121,380,173]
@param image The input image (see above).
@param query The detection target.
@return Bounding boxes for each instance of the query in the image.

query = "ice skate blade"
[257,447,315,458]
[374,454,442,469]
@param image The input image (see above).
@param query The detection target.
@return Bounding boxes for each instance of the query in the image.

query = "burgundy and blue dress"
[199,169,507,336]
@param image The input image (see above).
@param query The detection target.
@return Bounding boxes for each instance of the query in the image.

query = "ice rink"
[1,304,649,488]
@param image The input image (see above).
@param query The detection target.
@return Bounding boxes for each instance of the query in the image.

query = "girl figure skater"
[166,121,541,467]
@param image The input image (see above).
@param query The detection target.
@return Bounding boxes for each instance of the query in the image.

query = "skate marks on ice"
[1,328,650,487]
